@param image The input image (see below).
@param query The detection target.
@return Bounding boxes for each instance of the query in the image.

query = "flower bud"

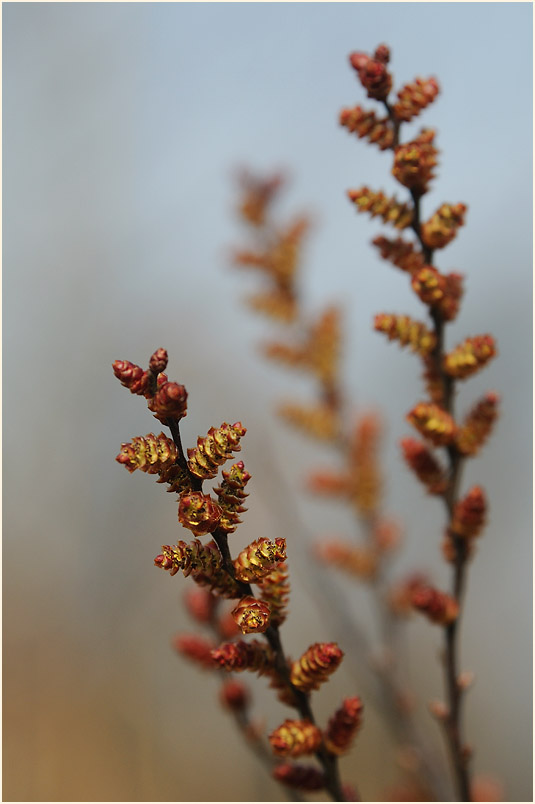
[112,360,149,396]
[149,381,188,421]
[411,585,459,625]
[444,335,496,380]
[149,348,168,374]
[451,486,486,538]
[290,642,344,692]
[324,697,363,755]
[407,402,457,447]
[273,763,326,791]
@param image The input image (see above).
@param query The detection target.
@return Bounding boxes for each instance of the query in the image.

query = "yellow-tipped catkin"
[372,235,426,275]
[116,432,177,474]
[247,289,297,322]
[278,402,339,441]
[316,540,379,581]
[258,563,290,627]
[213,461,251,533]
[290,642,344,692]
[421,203,467,249]
[374,314,436,356]
[347,187,413,229]
[339,105,394,150]
[269,720,322,758]
[443,335,496,379]
[234,537,287,583]
[407,402,457,447]
[188,422,247,480]
[456,392,499,456]
[392,129,438,194]
[154,539,241,598]
[394,77,440,122]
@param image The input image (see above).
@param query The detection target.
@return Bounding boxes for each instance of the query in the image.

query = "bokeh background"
[3,2,532,801]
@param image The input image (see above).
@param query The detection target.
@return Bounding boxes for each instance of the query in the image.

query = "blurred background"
[3,2,532,801]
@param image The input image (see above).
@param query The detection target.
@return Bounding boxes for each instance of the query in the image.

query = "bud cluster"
[178,491,222,536]
[347,187,413,229]
[154,539,240,598]
[407,402,457,447]
[211,639,274,676]
[374,314,436,356]
[324,697,364,755]
[349,48,393,101]
[339,106,394,150]
[231,595,271,634]
[213,461,251,533]
[392,129,438,194]
[394,76,440,122]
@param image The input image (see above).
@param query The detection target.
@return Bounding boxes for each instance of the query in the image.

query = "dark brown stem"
[382,99,401,148]
[409,189,434,264]
[165,417,203,491]
[427,303,472,801]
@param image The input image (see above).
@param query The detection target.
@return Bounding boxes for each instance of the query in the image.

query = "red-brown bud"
[324,697,363,755]
[220,679,250,711]
[290,642,344,692]
[178,492,222,536]
[231,596,271,634]
[213,460,251,534]
[349,51,369,73]
[116,432,178,475]
[269,720,322,758]
[149,381,188,421]
[258,564,290,627]
[411,265,447,306]
[358,58,392,101]
[373,44,390,64]
[149,348,168,374]
[411,585,459,625]
[374,313,436,355]
[339,106,394,151]
[400,437,447,494]
[451,486,487,538]
[273,763,326,791]
[112,360,150,396]
[172,634,216,670]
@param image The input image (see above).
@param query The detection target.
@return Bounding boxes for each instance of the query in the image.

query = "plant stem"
[419,202,471,801]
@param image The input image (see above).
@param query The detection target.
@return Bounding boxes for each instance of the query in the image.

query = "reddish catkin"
[339,105,394,150]
[400,437,448,494]
[211,640,274,676]
[347,187,413,229]
[411,585,459,625]
[247,289,297,323]
[443,335,496,379]
[439,272,464,321]
[213,461,251,534]
[374,313,436,356]
[183,587,217,624]
[393,76,440,122]
[220,679,250,711]
[290,642,344,692]
[178,492,222,536]
[231,596,271,634]
[324,697,364,755]
[451,486,487,538]
[269,720,322,758]
[258,563,290,627]
[407,402,457,447]
[456,391,500,456]
[187,422,247,480]
[421,202,467,249]
[172,634,216,670]
[234,537,287,583]
[273,763,326,791]
[372,235,426,275]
